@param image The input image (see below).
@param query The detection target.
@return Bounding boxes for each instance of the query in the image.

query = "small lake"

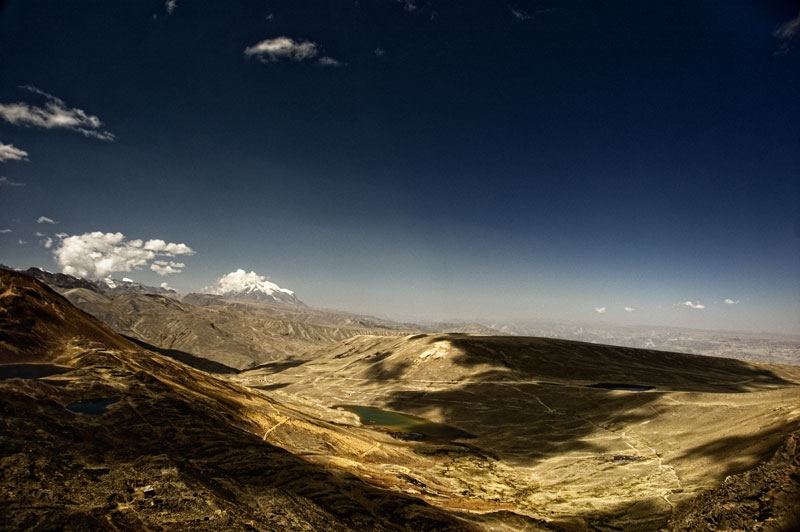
[336,405,475,442]
[0,363,71,381]
[589,383,654,392]
[67,397,120,415]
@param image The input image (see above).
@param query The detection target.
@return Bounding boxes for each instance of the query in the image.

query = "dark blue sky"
[1,1,798,332]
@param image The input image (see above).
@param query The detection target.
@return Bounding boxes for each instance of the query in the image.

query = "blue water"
[67,397,120,415]
[0,363,71,381]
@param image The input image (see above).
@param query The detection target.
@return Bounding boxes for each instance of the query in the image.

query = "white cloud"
[682,300,705,310]
[724,298,740,305]
[160,281,172,290]
[53,231,194,279]
[150,260,186,276]
[244,37,319,63]
[594,307,607,313]
[18,239,26,245]
[0,141,28,162]
[37,216,57,224]
[0,86,115,141]
[624,307,636,313]
[41,236,53,249]
[0,176,24,187]
[0,229,11,234]
[317,56,345,67]
[142,239,194,256]
[165,0,177,15]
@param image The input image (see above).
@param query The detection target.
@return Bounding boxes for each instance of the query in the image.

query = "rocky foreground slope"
[0,269,481,531]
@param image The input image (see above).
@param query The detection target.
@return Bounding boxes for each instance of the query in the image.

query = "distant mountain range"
[14,266,177,296]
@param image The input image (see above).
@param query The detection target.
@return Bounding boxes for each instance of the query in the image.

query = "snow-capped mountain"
[204,269,305,306]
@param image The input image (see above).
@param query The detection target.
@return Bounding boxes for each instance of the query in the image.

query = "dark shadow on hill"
[670,420,800,479]
[363,334,797,466]
[122,335,239,375]
[248,358,308,373]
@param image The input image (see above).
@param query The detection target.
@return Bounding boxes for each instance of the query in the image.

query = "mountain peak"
[205,269,305,306]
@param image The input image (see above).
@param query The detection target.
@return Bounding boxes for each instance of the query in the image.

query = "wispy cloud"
[54,231,194,279]
[0,176,25,187]
[396,0,417,12]
[374,47,386,57]
[0,86,115,141]
[511,8,532,21]
[37,216,57,224]
[165,0,177,15]
[316,56,345,67]
[624,307,636,313]
[682,300,705,310]
[774,11,800,55]
[594,306,607,313]
[511,7,555,22]
[40,236,53,249]
[0,141,28,162]
[723,298,740,305]
[0,229,11,234]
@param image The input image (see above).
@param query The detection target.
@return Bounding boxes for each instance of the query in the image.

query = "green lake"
[337,405,475,442]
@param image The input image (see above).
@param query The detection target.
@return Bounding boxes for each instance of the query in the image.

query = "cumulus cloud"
[53,231,194,279]
[724,298,740,305]
[150,260,186,276]
[682,300,705,310]
[37,216,57,224]
[165,0,177,15]
[244,37,319,62]
[0,141,28,162]
[142,239,193,255]
[594,307,607,314]
[624,307,636,313]
[0,86,115,141]
[41,236,53,249]
[0,176,24,187]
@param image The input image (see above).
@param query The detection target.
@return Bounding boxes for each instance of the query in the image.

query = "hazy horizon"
[1,1,798,334]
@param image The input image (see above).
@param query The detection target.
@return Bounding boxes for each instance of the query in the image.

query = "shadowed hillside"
[239,334,800,530]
